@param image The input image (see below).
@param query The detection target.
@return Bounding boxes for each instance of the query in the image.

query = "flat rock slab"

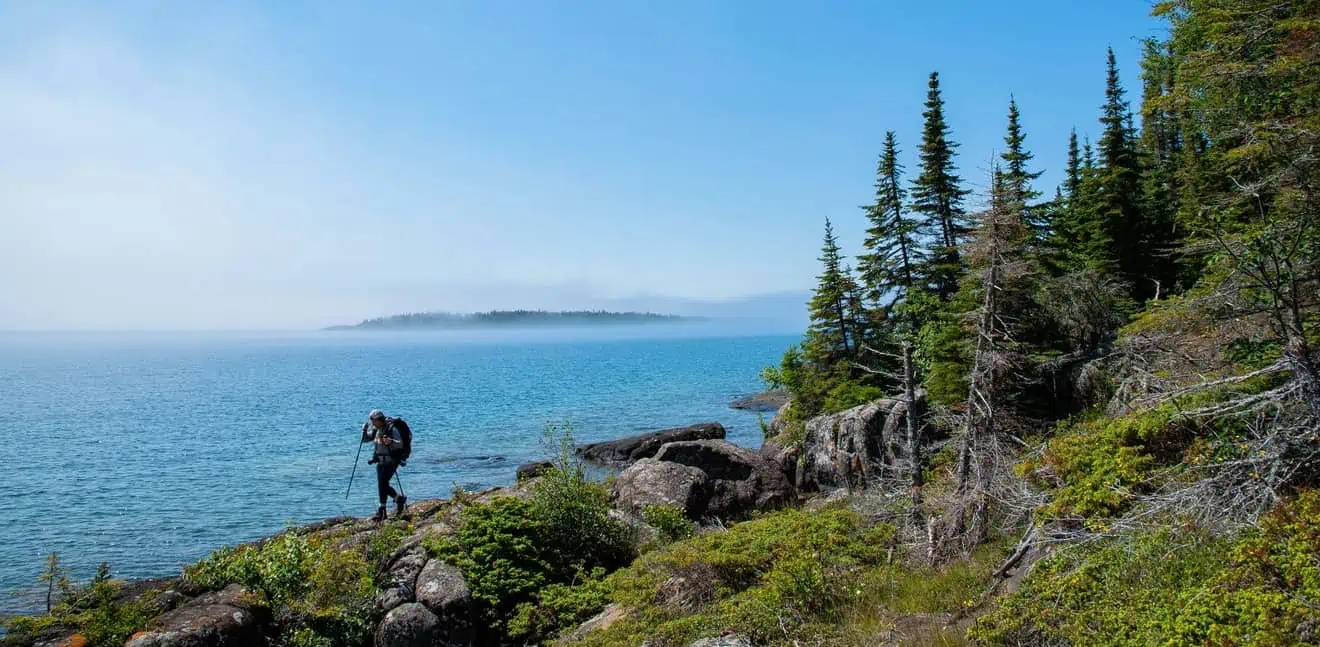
[729,390,788,412]
[577,423,726,467]
[125,584,269,647]
[689,636,754,647]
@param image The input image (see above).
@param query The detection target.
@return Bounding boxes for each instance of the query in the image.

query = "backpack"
[388,417,412,462]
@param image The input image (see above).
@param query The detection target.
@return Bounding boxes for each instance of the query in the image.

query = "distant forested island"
[325,309,702,330]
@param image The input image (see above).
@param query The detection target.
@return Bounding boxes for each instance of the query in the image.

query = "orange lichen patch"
[58,634,88,647]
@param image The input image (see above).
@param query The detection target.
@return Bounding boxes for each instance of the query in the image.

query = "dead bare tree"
[938,166,1043,555]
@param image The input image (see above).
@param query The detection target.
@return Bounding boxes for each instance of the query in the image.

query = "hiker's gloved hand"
[399,460,407,467]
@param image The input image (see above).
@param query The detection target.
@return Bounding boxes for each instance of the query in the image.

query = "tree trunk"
[903,341,922,491]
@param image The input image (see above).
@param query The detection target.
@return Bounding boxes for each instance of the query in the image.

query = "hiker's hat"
[369,409,385,421]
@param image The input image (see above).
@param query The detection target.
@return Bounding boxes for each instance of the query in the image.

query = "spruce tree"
[1045,130,1085,271]
[949,164,1041,548]
[1096,47,1148,299]
[1064,129,1082,202]
[911,71,970,301]
[858,131,923,310]
[1001,97,1046,239]
[1137,37,1183,298]
[805,219,860,369]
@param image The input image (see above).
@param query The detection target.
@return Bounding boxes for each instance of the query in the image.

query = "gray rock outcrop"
[689,636,754,647]
[577,423,726,466]
[612,439,795,521]
[798,398,914,492]
[515,460,554,481]
[125,584,270,647]
[376,549,429,612]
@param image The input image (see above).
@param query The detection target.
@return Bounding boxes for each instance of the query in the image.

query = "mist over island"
[324,309,704,331]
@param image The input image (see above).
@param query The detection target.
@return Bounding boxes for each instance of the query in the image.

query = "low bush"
[1,562,157,647]
[568,505,918,647]
[971,489,1320,646]
[508,570,611,645]
[183,530,377,647]
[424,420,634,642]
[642,505,695,544]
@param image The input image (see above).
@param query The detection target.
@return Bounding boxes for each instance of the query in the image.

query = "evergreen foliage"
[910,72,971,301]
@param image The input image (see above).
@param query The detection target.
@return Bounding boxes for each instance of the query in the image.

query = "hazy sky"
[0,1,1165,330]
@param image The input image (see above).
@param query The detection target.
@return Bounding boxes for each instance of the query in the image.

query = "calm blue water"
[0,329,795,614]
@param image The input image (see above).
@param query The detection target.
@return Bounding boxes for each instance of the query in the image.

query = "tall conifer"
[1096,48,1149,298]
[911,72,971,300]
[858,131,923,310]
[805,219,861,368]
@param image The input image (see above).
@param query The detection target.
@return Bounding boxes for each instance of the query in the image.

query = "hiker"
[361,409,411,521]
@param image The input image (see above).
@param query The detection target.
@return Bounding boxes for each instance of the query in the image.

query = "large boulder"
[125,584,270,647]
[415,561,470,613]
[758,436,800,488]
[798,398,912,492]
[578,423,726,466]
[376,549,429,612]
[653,440,795,520]
[414,561,474,645]
[374,603,442,647]
[611,458,710,518]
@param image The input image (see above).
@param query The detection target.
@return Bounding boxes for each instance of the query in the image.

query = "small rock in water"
[729,390,788,412]
[515,460,554,481]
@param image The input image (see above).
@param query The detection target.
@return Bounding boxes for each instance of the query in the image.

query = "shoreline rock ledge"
[729,389,788,412]
[576,422,726,467]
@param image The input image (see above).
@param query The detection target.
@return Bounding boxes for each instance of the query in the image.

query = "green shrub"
[1165,489,1320,646]
[1023,374,1287,526]
[183,530,377,647]
[571,506,903,647]
[365,522,412,567]
[184,532,317,605]
[508,569,610,644]
[973,491,1320,646]
[969,528,1228,646]
[761,345,887,422]
[642,505,695,543]
[1,563,157,647]
[425,420,633,642]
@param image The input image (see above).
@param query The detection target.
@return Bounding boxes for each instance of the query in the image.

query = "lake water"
[0,328,796,615]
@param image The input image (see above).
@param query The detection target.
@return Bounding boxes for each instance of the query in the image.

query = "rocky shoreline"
[6,397,925,647]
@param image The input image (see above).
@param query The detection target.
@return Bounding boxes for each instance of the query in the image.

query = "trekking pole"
[394,468,406,497]
[346,424,365,500]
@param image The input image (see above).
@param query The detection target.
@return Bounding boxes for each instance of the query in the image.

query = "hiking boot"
[395,494,408,517]
[372,506,387,522]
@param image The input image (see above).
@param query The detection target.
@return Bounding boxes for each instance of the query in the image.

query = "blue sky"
[0,1,1167,329]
